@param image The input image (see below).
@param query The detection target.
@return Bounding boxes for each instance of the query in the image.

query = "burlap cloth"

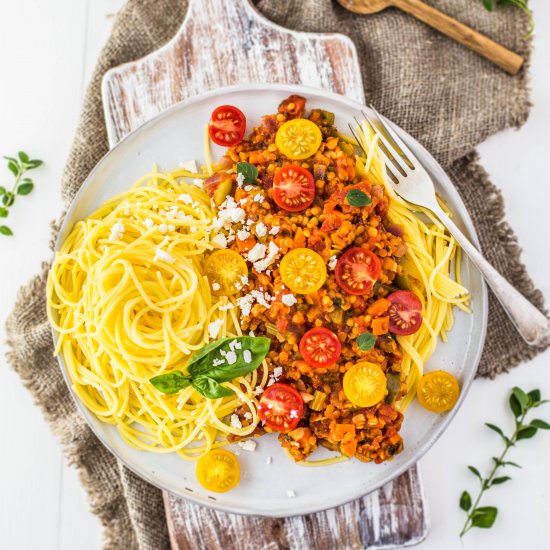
[5,0,548,548]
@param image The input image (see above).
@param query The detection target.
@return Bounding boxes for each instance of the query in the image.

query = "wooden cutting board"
[102,0,428,548]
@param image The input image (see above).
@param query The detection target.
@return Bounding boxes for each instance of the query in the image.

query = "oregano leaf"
[471,506,498,529]
[459,491,471,511]
[357,332,376,351]
[236,162,259,184]
[346,188,371,207]
[530,419,550,430]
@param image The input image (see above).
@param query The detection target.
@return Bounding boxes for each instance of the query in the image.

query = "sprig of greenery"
[0,152,43,236]
[481,0,534,36]
[459,387,550,537]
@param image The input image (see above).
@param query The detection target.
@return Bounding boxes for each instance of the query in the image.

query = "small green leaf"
[236,162,259,184]
[0,186,6,195]
[150,372,192,394]
[16,182,34,195]
[528,389,541,405]
[482,0,495,11]
[2,192,15,207]
[471,506,498,529]
[490,476,511,486]
[513,387,529,411]
[509,393,523,418]
[191,376,234,399]
[459,491,471,511]
[468,465,482,481]
[7,161,19,177]
[485,422,507,441]
[0,225,13,236]
[530,419,550,430]
[516,426,538,440]
[18,151,29,163]
[0,207,7,218]
[346,188,372,207]
[357,332,376,351]
[26,159,43,169]
[501,460,522,468]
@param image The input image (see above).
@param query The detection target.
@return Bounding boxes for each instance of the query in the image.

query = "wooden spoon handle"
[394,0,524,75]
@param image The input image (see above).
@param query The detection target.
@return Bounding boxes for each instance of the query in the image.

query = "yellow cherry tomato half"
[416,370,460,413]
[196,449,240,493]
[275,118,323,160]
[343,362,387,408]
[279,248,327,294]
[204,249,248,296]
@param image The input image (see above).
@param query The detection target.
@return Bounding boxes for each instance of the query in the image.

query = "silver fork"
[354,106,550,348]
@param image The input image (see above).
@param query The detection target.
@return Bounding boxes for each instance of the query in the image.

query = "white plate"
[53,84,488,517]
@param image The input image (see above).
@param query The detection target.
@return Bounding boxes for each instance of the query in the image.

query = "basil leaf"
[237,161,259,184]
[0,225,13,236]
[470,506,498,529]
[459,491,471,512]
[357,332,376,351]
[150,371,192,394]
[188,336,270,380]
[17,182,34,196]
[346,188,371,207]
[191,376,234,399]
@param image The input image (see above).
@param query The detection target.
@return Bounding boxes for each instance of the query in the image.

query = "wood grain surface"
[101,0,427,548]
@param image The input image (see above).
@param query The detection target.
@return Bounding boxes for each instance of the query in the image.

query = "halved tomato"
[204,249,248,296]
[279,248,327,294]
[343,362,387,407]
[275,118,322,160]
[208,105,246,146]
[299,327,341,368]
[387,290,423,336]
[273,165,315,212]
[258,383,303,432]
[416,370,460,413]
[196,449,240,493]
[335,247,381,295]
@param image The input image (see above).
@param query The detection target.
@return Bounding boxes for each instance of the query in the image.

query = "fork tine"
[347,123,366,156]
[361,111,411,175]
[368,104,418,168]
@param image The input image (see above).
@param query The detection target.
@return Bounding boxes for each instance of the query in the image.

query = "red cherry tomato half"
[208,105,246,146]
[273,165,315,212]
[335,247,382,295]
[387,290,423,336]
[299,327,341,368]
[258,383,304,432]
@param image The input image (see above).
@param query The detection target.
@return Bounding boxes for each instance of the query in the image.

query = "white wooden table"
[0,1,549,548]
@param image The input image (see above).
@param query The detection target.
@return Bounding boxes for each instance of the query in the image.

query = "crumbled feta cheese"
[218,302,234,311]
[255,222,267,238]
[240,275,249,285]
[281,294,297,307]
[212,196,246,230]
[269,226,280,235]
[212,358,225,367]
[267,378,276,387]
[154,248,175,264]
[273,366,283,380]
[179,159,198,172]
[244,412,253,420]
[237,229,251,241]
[247,243,267,263]
[208,319,223,339]
[192,178,203,188]
[178,193,194,205]
[158,223,169,234]
[266,456,273,465]
[123,208,131,216]
[190,226,198,233]
[211,234,228,248]
[253,193,264,203]
[109,222,125,241]
[237,439,257,452]
[168,224,176,232]
[212,282,221,291]
[253,386,263,396]
[289,409,299,419]
[249,330,255,337]
[250,290,271,308]
[229,340,242,351]
[253,241,280,273]
[244,184,254,192]
[225,350,237,365]
[230,414,242,429]
[286,489,296,499]
[236,294,254,316]
[243,349,252,363]
[246,219,253,226]
[236,172,245,188]
[328,255,338,270]
[234,282,243,291]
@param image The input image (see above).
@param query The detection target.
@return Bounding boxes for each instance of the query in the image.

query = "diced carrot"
[234,188,248,202]
[236,235,256,253]
[332,423,356,442]
[371,316,389,336]
[248,150,274,164]
[367,298,391,317]
[294,227,306,248]
[341,440,357,457]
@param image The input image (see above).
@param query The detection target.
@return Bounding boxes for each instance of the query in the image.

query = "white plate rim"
[52,83,488,517]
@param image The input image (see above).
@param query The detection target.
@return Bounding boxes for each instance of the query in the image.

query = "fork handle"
[434,207,550,347]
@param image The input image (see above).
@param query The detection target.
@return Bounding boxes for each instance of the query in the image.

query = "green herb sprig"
[236,161,259,185]
[481,0,534,36]
[150,336,270,399]
[346,188,371,207]
[0,152,43,236]
[459,386,550,537]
